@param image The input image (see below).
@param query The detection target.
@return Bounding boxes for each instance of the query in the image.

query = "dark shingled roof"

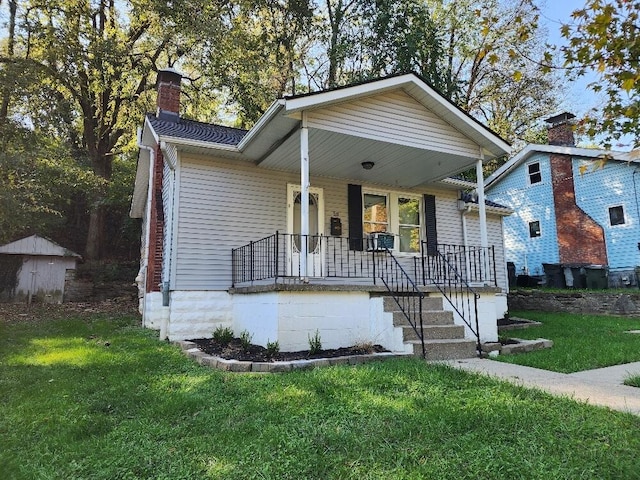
[147,113,248,146]
[460,191,509,210]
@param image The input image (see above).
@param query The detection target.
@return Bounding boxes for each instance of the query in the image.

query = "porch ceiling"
[256,127,480,188]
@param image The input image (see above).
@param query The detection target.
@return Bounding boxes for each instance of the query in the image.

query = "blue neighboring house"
[485,113,639,288]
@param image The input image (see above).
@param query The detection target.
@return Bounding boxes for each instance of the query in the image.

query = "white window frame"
[527,161,542,185]
[363,190,422,255]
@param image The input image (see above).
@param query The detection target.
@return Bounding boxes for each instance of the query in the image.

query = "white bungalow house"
[130,70,513,360]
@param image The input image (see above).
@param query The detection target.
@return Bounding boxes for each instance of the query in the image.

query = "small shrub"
[239,330,253,353]
[266,340,280,359]
[308,330,322,355]
[212,326,234,345]
[353,341,375,354]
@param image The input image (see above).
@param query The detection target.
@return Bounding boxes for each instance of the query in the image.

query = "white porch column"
[476,154,488,249]
[300,111,310,279]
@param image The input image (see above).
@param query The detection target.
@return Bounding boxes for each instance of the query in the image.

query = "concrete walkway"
[439,358,640,416]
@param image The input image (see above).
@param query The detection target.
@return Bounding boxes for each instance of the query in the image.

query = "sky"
[537,0,632,150]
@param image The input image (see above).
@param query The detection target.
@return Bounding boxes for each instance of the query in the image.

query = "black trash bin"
[561,264,587,289]
[543,263,566,288]
[507,262,517,288]
[585,266,608,289]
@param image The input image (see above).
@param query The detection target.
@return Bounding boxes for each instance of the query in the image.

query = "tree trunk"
[85,145,112,260]
[0,0,17,120]
[85,202,105,260]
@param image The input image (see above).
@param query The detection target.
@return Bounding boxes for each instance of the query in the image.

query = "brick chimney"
[156,68,182,121]
[545,112,576,146]
[544,111,608,266]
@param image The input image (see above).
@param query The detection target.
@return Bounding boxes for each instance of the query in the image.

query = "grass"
[2,310,640,479]
[625,375,640,387]
[498,311,640,373]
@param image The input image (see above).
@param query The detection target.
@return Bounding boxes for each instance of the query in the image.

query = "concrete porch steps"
[406,338,478,360]
[383,295,478,360]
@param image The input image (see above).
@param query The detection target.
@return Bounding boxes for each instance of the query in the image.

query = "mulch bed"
[189,337,389,363]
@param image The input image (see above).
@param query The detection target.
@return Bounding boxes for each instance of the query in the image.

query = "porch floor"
[229,281,502,295]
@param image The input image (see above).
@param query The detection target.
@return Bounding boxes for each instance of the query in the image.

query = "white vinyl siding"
[306,91,479,157]
[173,154,500,290]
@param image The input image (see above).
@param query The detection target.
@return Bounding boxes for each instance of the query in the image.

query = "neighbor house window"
[529,220,541,237]
[609,205,625,226]
[528,162,542,184]
[363,192,421,253]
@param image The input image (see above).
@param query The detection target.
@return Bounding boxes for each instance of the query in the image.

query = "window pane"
[364,194,387,223]
[364,223,388,234]
[609,206,625,226]
[293,193,319,252]
[529,220,541,238]
[528,162,541,184]
[399,226,420,253]
[398,197,419,225]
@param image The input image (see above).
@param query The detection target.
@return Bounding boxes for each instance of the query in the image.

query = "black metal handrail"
[231,233,279,285]
[232,233,385,286]
[375,247,426,358]
[421,242,481,356]
[423,243,497,286]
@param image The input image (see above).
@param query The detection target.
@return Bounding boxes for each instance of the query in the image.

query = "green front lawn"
[498,311,640,373]
[1,310,639,479]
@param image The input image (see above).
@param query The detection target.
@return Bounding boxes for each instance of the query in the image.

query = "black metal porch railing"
[375,247,426,358]
[423,243,497,286]
[232,234,497,290]
[232,233,380,286]
[421,241,481,355]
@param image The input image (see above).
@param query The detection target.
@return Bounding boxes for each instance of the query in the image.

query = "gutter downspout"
[137,128,155,326]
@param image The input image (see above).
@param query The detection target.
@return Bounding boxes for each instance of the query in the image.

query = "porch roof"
[143,73,511,189]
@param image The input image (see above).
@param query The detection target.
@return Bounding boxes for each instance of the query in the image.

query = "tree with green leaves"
[558,0,640,148]
[427,0,560,145]
[0,0,216,258]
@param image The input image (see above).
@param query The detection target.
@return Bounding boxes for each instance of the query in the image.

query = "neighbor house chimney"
[545,112,576,147]
[156,68,182,121]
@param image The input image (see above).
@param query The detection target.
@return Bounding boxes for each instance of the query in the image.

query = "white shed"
[0,235,82,303]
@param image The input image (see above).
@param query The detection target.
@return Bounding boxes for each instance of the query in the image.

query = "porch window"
[363,192,421,253]
[363,193,388,234]
[398,197,420,253]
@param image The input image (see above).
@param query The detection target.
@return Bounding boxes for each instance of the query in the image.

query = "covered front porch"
[231,234,503,358]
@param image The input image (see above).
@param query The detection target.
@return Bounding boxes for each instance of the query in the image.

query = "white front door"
[287,184,325,277]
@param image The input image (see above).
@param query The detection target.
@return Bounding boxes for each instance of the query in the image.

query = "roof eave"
[237,99,286,151]
[485,144,632,190]
[158,136,241,153]
[461,202,514,216]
